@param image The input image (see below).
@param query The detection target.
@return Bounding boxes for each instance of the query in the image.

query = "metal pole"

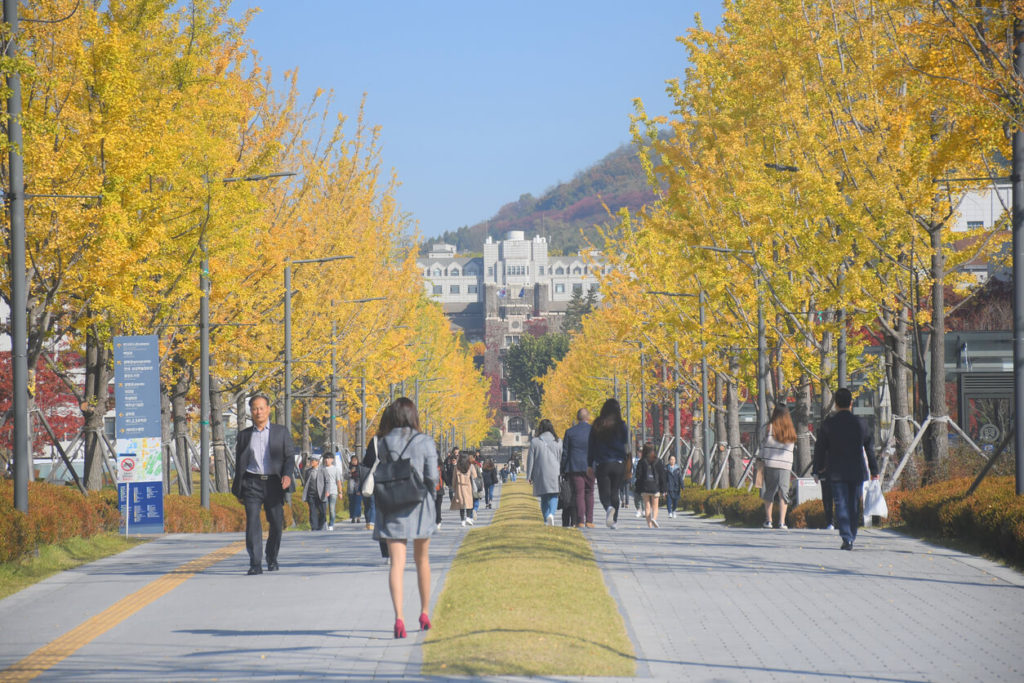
[613,375,619,401]
[700,293,711,490]
[625,381,632,457]
[640,344,647,447]
[329,321,337,453]
[6,0,28,512]
[1015,16,1024,496]
[673,341,681,465]
[284,264,293,439]
[359,375,367,456]
[838,308,848,389]
[756,283,767,455]
[199,237,210,509]
[414,378,420,408]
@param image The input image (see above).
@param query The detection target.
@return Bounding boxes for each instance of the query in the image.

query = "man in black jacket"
[812,388,878,550]
[562,408,593,528]
[232,393,295,574]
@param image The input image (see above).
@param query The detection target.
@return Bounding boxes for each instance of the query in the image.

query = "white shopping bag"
[862,478,888,524]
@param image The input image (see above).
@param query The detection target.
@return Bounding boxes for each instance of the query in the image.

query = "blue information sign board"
[113,335,164,534]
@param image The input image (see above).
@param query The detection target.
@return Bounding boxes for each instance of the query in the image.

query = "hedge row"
[0,480,314,562]
[677,477,1024,567]
[0,481,121,562]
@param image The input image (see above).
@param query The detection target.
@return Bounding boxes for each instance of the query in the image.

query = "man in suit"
[232,393,295,574]
[812,387,878,551]
[562,408,594,528]
[302,453,327,531]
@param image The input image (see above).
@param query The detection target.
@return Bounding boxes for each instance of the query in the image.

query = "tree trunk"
[925,225,949,472]
[161,389,173,491]
[820,330,834,420]
[714,371,727,488]
[888,308,914,458]
[793,374,813,476]
[726,355,742,487]
[211,375,230,493]
[171,373,192,496]
[82,326,111,491]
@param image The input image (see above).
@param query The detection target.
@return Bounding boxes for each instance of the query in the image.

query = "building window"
[450,285,460,294]
[468,284,478,294]
[555,266,565,275]
[451,268,460,276]
[573,283,583,293]
[554,283,565,294]
[506,264,527,276]
[539,266,544,275]
[572,266,582,275]
[966,220,984,230]
[432,285,442,295]
[590,283,599,293]
[433,268,442,277]
[487,265,494,276]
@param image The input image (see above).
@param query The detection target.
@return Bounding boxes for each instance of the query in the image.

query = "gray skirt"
[760,466,792,504]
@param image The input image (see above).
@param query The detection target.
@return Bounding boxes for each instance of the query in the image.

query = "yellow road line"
[0,540,246,683]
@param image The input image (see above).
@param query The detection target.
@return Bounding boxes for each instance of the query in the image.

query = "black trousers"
[596,460,625,523]
[242,474,284,568]
[307,495,324,531]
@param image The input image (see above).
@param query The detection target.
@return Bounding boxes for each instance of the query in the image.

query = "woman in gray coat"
[370,398,438,639]
[527,419,562,525]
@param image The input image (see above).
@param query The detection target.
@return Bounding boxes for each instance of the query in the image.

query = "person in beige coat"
[450,452,477,526]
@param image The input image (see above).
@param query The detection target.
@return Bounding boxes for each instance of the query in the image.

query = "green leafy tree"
[562,288,598,334]
[503,333,571,426]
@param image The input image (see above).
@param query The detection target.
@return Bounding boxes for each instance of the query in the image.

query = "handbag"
[862,478,888,522]
[373,434,426,513]
[360,437,379,498]
[557,475,575,509]
[472,465,484,499]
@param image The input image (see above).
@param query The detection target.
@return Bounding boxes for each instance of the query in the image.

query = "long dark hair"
[457,452,471,474]
[390,397,420,431]
[592,398,624,437]
[375,402,395,437]
[536,419,558,440]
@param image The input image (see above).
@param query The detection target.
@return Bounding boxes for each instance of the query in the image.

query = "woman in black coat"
[634,443,666,528]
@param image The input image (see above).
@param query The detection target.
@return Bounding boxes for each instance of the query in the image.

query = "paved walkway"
[3,485,1024,681]
[0,493,499,682]
[586,505,1024,682]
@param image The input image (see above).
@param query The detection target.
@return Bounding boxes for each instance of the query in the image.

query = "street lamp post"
[199,172,295,509]
[283,255,355,440]
[327,297,386,454]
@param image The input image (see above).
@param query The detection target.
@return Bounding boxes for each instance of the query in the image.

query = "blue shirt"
[246,424,271,475]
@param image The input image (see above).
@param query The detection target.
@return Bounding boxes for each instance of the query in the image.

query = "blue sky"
[229,1,723,238]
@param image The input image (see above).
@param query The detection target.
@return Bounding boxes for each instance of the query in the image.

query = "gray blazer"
[527,432,562,496]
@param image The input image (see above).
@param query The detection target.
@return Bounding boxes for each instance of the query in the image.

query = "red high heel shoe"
[418,613,432,631]
[394,619,406,639]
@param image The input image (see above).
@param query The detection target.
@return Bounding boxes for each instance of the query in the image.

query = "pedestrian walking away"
[665,454,684,518]
[527,418,562,525]
[321,452,343,530]
[634,443,666,528]
[588,398,629,529]
[370,397,438,639]
[563,407,595,528]
[812,387,878,550]
[345,455,363,523]
[482,457,498,509]
[759,405,797,530]
[231,393,295,575]
[450,452,477,525]
[302,453,328,531]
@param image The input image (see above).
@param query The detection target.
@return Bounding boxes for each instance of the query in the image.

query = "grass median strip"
[422,480,634,677]
[0,533,147,601]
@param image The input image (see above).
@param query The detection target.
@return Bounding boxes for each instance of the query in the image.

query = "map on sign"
[117,437,162,481]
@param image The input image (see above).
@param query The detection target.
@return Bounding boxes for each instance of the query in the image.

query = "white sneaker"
[605,507,615,528]
[651,519,660,529]
[327,525,333,531]
[546,514,555,526]
[825,524,835,531]
[635,508,643,518]
[461,520,466,527]
[436,523,442,531]
[466,517,475,526]
[779,524,788,530]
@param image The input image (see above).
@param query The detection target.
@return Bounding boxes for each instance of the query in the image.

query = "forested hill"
[422,141,657,255]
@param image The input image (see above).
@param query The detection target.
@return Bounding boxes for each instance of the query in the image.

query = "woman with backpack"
[450,452,477,526]
[527,419,562,525]
[634,443,666,528]
[364,398,438,639]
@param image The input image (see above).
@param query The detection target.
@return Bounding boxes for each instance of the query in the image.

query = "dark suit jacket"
[231,423,296,499]
[562,422,592,474]
[812,410,878,482]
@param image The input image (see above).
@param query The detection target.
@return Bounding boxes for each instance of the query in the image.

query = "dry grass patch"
[422,480,634,677]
